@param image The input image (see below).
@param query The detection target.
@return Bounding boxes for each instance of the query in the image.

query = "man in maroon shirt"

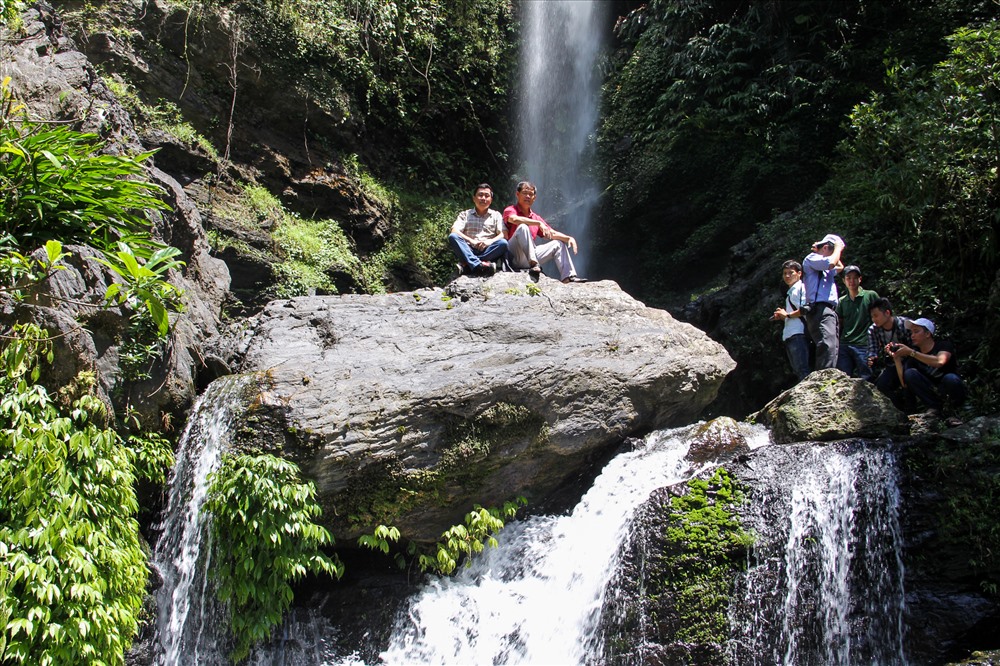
[502,181,586,283]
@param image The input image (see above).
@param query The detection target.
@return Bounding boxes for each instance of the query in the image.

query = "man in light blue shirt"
[802,233,845,370]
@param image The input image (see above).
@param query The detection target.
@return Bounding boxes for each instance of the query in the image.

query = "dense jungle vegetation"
[3,0,1000,662]
[594,0,1000,414]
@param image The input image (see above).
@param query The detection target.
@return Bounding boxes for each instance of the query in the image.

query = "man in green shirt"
[836,265,879,380]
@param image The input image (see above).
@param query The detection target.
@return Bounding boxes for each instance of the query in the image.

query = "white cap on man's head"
[905,317,936,335]
[813,233,845,247]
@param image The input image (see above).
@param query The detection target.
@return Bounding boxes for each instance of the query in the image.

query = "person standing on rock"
[801,233,845,370]
[502,181,586,283]
[771,260,810,381]
[835,265,879,380]
[448,183,508,277]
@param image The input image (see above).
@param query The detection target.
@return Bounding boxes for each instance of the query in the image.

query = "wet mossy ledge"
[209,273,736,544]
[598,467,752,665]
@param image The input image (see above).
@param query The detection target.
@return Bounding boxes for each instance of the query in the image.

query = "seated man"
[889,317,967,415]
[868,298,912,406]
[503,181,586,283]
[448,183,508,276]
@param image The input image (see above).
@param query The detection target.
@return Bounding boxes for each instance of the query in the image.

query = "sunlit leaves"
[0,79,168,257]
[205,453,343,662]
[0,324,147,666]
[417,497,526,575]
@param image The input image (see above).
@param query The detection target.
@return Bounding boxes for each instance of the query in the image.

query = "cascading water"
[378,427,703,664]
[728,441,907,666]
[517,0,606,276]
[152,374,252,665]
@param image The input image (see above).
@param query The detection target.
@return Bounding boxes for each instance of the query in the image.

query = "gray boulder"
[217,273,735,542]
[752,368,910,444]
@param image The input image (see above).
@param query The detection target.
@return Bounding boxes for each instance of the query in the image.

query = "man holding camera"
[801,233,845,370]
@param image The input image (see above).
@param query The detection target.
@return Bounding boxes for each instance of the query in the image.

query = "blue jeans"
[448,233,508,269]
[836,344,872,380]
[784,334,810,381]
[903,368,966,411]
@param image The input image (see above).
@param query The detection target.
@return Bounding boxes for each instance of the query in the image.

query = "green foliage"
[0,77,169,257]
[204,453,344,662]
[357,524,407,570]
[0,324,147,665]
[418,498,527,575]
[0,0,22,29]
[902,430,1000,596]
[272,216,360,297]
[597,0,996,303]
[102,76,219,159]
[100,243,185,337]
[659,467,751,647]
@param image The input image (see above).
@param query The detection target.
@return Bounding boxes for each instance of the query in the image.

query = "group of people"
[772,233,966,420]
[447,182,587,283]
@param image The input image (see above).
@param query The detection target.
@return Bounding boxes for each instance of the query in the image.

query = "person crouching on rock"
[448,182,508,277]
[887,317,967,421]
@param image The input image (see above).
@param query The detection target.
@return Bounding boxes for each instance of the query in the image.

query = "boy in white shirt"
[772,260,810,381]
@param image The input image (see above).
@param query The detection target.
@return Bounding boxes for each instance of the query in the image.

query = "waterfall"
[378,426,702,664]
[152,374,252,665]
[728,442,907,666]
[517,0,606,276]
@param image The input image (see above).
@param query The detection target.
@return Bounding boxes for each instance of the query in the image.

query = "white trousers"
[507,224,576,280]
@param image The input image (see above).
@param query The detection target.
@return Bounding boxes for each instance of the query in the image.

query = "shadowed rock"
[752,368,909,444]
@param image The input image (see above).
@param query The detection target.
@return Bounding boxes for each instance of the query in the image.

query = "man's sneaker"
[561,275,588,283]
[476,261,496,276]
[528,264,542,277]
[455,262,468,277]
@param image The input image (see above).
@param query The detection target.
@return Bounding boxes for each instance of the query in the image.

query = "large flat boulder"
[218,273,735,542]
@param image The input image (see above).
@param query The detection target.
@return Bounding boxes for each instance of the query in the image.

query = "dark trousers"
[804,303,839,370]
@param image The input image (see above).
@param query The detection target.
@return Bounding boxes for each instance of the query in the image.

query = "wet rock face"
[214,273,736,542]
[751,368,910,444]
[685,416,751,464]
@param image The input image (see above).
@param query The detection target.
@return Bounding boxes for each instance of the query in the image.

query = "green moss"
[657,467,752,653]
[332,402,545,530]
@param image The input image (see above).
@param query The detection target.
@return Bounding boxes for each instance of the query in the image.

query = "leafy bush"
[418,498,527,575]
[204,453,343,662]
[0,77,168,256]
[0,325,147,665]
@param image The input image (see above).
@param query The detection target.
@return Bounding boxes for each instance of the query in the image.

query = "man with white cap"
[888,317,966,417]
[802,233,845,370]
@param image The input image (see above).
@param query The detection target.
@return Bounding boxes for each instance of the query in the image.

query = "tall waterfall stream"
[152,374,253,665]
[151,381,909,665]
[517,0,606,276]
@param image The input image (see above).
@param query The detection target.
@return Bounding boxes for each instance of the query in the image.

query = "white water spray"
[379,426,706,664]
[153,374,252,665]
[729,443,907,666]
[517,0,606,276]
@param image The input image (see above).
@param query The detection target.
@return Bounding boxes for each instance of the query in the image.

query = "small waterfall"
[518,0,606,276]
[152,374,252,665]
[377,426,722,664]
[728,442,907,666]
